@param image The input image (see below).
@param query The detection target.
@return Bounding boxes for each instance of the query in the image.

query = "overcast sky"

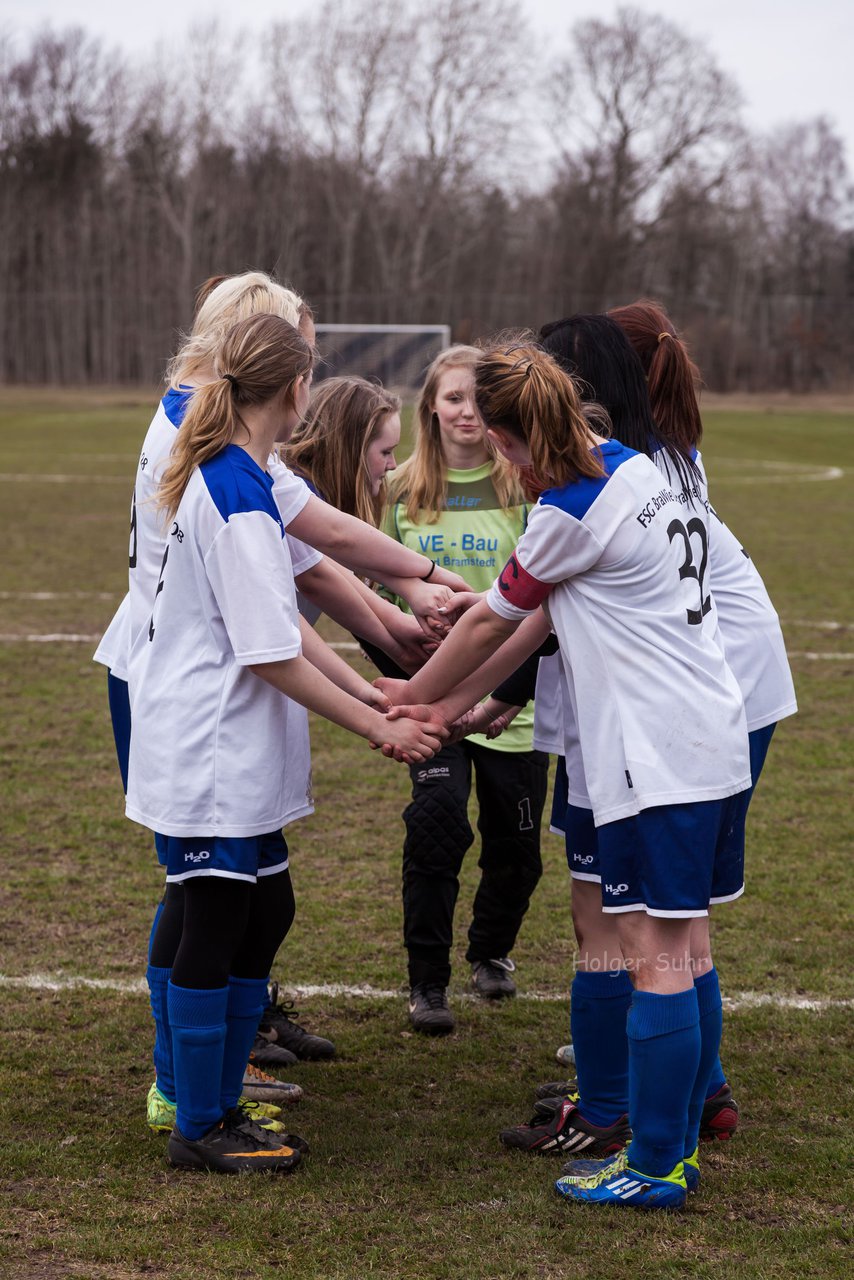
[3,0,852,165]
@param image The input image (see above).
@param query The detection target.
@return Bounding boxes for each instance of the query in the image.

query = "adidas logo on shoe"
[500,1096,631,1156]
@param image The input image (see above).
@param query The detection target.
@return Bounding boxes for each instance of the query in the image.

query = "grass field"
[0,389,852,1279]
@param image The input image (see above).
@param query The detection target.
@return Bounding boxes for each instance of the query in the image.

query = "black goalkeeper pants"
[402,740,549,989]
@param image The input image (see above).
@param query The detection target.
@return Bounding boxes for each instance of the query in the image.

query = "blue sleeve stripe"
[540,441,636,521]
[162,386,194,427]
[200,447,282,529]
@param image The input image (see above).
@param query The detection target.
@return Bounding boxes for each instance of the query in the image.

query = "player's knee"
[403,789,473,871]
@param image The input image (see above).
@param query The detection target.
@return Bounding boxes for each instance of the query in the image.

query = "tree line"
[1,1,852,390]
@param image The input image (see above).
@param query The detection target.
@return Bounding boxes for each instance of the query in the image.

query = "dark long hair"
[540,314,701,502]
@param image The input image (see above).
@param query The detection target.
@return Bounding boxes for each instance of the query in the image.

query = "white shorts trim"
[165,868,256,885]
[257,858,290,878]
[602,902,709,919]
[709,885,745,906]
[548,824,566,837]
[569,871,601,884]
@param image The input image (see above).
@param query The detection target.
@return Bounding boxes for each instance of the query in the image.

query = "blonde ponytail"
[158,313,313,522]
[157,380,241,521]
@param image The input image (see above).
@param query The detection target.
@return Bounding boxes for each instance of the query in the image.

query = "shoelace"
[221,1108,272,1150]
[562,1149,627,1185]
[268,982,306,1026]
[418,985,448,1010]
[571,1149,629,1188]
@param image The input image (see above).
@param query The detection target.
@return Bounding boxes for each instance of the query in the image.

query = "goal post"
[314,324,451,393]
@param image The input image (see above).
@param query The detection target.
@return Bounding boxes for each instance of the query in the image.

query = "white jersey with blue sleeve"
[94,391,315,679]
[126,444,312,838]
[486,441,750,826]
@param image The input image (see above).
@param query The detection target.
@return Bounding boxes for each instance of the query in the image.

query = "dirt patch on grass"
[2,1257,169,1280]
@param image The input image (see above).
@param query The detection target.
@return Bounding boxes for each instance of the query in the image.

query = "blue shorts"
[161,830,290,884]
[563,724,776,898]
[549,757,569,835]
[109,671,169,866]
[107,671,131,793]
[565,797,746,915]
[596,792,747,917]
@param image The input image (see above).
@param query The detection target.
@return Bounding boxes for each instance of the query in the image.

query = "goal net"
[314,324,451,393]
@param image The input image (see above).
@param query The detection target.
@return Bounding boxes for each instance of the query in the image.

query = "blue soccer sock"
[168,982,228,1140]
[685,968,723,1155]
[570,968,633,1126]
[220,975,269,1113]
[626,987,700,1178]
[147,901,164,962]
[146,964,175,1104]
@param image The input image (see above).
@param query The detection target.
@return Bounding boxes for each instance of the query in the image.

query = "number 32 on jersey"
[667,516,711,626]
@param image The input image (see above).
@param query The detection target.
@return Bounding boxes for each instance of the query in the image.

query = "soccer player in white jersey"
[609,296,797,1135]
[126,313,444,1174]
[494,315,734,1180]
[381,343,751,1210]
[94,271,468,1134]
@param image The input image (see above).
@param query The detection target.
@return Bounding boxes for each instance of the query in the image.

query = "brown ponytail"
[474,345,606,489]
[157,313,313,521]
[608,300,703,451]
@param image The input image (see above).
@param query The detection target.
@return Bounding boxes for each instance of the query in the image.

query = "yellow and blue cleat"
[560,1144,700,1194]
[555,1149,687,1210]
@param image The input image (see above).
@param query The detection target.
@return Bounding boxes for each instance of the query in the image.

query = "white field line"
[0,473,127,483]
[712,460,843,484]
[784,619,851,631]
[788,652,854,661]
[0,633,102,643]
[0,601,847,632]
[0,590,116,600]
[1,973,850,1013]
[0,634,360,650]
[0,453,136,463]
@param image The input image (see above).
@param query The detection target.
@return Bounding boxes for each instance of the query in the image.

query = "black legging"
[150,870,296,989]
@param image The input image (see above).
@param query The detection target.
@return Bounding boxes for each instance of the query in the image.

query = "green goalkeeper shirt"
[383,462,533,753]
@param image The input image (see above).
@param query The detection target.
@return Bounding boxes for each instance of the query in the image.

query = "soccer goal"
[314,324,451,393]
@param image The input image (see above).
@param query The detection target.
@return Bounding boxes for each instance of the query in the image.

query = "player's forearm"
[296,560,399,655]
[250,654,386,743]
[405,600,519,707]
[415,611,547,723]
[297,618,374,702]
[288,498,434,582]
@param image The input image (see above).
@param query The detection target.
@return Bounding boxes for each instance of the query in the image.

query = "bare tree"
[548,5,744,303]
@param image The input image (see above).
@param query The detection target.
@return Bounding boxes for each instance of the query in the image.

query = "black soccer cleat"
[250,1031,299,1069]
[471,957,517,999]
[167,1108,303,1174]
[500,1095,631,1157]
[408,983,455,1035]
[535,1079,577,1102]
[700,1082,739,1142]
[258,982,336,1060]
